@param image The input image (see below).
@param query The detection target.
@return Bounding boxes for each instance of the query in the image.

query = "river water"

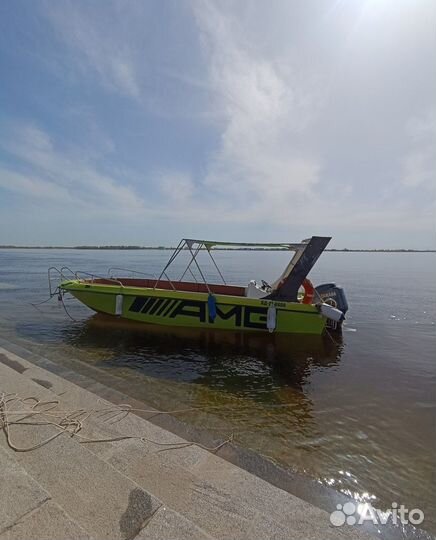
[0,249,435,532]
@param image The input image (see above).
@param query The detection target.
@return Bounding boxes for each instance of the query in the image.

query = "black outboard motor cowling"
[315,283,349,317]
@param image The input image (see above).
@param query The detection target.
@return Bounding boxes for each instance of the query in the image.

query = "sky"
[0,0,435,248]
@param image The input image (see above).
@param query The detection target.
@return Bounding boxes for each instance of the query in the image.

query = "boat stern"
[315,282,349,329]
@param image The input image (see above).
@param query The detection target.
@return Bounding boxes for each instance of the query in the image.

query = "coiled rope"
[0,392,233,453]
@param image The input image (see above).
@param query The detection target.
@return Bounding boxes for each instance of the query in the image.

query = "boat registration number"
[260,300,286,308]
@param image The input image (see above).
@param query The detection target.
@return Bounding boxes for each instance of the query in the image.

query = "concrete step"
[132,507,214,540]
[0,348,223,539]
[0,353,217,540]
[1,361,164,540]
[1,346,373,540]
[0,446,50,534]
[0,487,92,540]
[0,345,211,462]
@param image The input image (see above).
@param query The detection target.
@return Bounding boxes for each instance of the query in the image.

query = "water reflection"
[61,314,343,392]
[45,315,344,453]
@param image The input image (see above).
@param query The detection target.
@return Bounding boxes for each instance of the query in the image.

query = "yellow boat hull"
[61,280,327,335]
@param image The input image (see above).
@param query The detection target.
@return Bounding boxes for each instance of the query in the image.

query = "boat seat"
[245,280,269,299]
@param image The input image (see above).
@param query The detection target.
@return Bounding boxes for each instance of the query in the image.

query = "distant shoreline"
[0,245,434,253]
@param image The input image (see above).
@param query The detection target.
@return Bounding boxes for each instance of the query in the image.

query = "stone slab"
[0,347,189,459]
[0,448,50,533]
[106,440,259,540]
[0,362,162,540]
[103,425,374,540]
[0,501,92,540]
[136,507,212,540]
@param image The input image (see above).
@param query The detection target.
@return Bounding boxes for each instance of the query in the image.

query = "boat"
[52,236,349,335]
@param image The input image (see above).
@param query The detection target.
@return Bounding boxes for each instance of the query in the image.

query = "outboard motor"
[315,283,349,328]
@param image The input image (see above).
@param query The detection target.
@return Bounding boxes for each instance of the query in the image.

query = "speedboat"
[52,236,348,335]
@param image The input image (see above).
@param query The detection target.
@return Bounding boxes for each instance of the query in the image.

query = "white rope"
[0,392,233,453]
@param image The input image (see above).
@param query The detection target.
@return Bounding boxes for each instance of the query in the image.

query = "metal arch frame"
[152,238,312,293]
[153,239,220,293]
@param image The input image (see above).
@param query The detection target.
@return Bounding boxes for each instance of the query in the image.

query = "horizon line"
[0,245,435,253]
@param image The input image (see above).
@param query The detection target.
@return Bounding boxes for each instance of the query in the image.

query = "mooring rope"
[29,288,80,322]
[58,292,80,322]
[0,392,233,454]
[29,295,56,307]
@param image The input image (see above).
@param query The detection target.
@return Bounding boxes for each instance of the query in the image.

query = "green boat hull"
[61,280,327,335]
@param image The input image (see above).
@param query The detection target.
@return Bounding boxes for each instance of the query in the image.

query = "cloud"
[43,0,141,99]
[190,1,322,223]
[186,0,436,244]
[402,110,436,190]
[0,167,71,202]
[1,0,434,247]
[159,172,195,204]
[0,123,144,216]
[402,151,435,189]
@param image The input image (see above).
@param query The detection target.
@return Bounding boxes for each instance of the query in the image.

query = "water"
[0,249,435,533]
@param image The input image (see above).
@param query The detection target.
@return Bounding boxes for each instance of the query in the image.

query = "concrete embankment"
[0,344,376,540]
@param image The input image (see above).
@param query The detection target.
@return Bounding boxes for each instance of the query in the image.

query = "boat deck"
[92,277,247,297]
